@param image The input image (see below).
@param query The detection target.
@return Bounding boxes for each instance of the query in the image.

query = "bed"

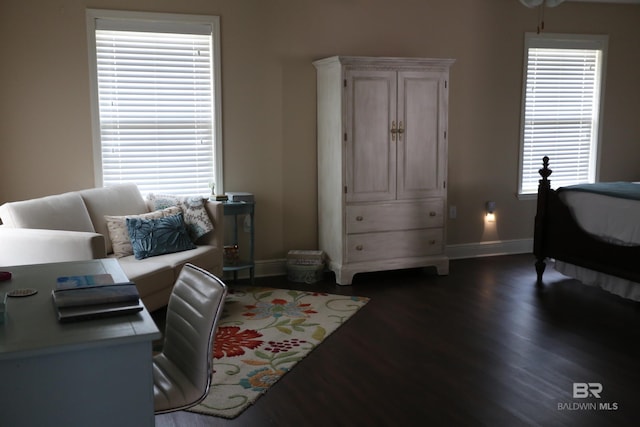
[533,156,640,302]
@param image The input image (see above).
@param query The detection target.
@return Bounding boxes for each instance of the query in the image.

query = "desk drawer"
[346,228,443,263]
[346,200,443,234]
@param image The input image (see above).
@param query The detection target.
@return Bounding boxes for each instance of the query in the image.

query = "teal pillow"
[126,213,196,260]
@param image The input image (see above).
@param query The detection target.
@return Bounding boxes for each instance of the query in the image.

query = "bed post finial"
[539,156,552,185]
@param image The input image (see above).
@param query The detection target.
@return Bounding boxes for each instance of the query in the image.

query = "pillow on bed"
[147,194,214,241]
[105,206,182,258]
[126,213,196,260]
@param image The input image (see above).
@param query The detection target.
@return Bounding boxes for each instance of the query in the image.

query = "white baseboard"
[224,238,533,281]
[445,238,533,260]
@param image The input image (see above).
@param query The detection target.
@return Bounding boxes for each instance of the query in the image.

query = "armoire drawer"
[346,228,443,263]
[346,200,444,234]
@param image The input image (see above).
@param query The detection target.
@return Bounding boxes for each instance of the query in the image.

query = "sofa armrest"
[0,227,107,266]
[197,200,224,249]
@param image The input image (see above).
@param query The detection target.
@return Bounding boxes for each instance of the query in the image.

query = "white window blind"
[87,11,222,196]
[519,34,607,195]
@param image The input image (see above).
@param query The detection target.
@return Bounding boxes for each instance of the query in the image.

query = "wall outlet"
[449,205,457,219]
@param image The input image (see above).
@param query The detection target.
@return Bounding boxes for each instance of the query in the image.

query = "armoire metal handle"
[390,121,398,141]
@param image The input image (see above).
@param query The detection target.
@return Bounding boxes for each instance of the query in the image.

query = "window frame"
[86,9,224,195]
[517,32,608,198]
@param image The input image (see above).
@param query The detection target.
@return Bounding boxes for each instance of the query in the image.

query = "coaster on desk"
[7,288,38,297]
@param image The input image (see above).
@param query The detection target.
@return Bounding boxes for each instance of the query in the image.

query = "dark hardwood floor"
[155,254,640,427]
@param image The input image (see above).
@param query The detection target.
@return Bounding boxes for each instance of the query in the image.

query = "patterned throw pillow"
[147,194,214,241]
[105,206,182,258]
[126,213,196,260]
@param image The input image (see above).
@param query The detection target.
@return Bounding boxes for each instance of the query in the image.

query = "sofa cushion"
[147,193,214,241]
[0,192,95,232]
[151,244,220,273]
[127,214,196,260]
[115,257,174,302]
[80,184,149,254]
[115,246,220,312]
[105,206,182,258]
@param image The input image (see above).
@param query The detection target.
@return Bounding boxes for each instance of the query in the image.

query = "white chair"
[152,263,228,414]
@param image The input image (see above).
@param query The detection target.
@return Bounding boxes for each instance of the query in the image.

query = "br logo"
[573,383,602,399]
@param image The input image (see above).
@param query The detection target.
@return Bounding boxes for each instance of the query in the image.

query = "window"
[518,33,608,196]
[86,10,223,196]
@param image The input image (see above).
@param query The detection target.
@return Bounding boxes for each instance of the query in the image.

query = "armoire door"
[396,70,446,200]
[345,69,397,203]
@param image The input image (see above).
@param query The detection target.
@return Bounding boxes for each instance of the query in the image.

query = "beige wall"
[1,0,639,262]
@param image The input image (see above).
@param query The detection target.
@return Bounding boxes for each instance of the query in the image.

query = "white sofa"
[0,184,223,312]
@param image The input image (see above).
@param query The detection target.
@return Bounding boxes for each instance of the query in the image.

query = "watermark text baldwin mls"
[557,383,619,411]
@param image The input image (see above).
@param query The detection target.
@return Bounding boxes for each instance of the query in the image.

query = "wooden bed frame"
[534,156,640,286]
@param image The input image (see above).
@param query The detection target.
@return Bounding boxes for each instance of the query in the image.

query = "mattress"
[554,186,640,301]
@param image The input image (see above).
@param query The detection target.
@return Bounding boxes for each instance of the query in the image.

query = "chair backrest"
[161,263,227,398]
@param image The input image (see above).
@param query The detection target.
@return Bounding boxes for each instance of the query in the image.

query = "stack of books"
[52,274,143,322]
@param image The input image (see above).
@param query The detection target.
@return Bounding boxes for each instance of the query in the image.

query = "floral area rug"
[187,286,369,419]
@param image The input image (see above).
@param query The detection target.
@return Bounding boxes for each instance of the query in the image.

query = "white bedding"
[554,187,640,301]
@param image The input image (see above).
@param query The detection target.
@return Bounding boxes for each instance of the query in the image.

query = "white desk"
[0,259,161,427]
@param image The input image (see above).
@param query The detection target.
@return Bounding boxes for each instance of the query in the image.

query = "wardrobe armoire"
[313,56,454,285]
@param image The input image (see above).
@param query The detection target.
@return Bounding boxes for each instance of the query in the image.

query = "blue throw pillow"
[126,213,196,260]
